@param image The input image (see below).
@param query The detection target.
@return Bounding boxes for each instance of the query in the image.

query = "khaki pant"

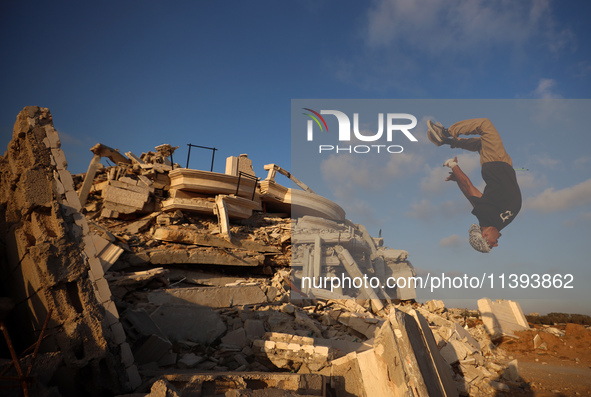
[448,118,512,166]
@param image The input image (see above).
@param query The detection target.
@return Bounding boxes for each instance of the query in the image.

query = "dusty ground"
[497,323,591,396]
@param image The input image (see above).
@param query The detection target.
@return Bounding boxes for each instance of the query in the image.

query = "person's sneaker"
[427,120,449,146]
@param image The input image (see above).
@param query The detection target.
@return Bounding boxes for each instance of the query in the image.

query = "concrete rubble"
[0,107,532,396]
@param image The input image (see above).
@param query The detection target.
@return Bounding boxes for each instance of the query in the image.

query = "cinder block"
[94,277,112,303]
[82,235,98,257]
[57,169,75,192]
[45,125,61,148]
[52,178,65,196]
[64,190,82,211]
[88,257,105,280]
[126,365,142,390]
[73,212,89,235]
[120,342,134,367]
[51,148,68,170]
[103,299,120,325]
[111,322,127,345]
[314,345,330,356]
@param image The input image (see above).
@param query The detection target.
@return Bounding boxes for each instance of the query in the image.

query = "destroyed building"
[1,107,533,396]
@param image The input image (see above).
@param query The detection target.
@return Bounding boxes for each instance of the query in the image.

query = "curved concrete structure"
[169,168,258,199]
[259,180,345,221]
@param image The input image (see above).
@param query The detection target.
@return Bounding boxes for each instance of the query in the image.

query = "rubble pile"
[0,107,532,396]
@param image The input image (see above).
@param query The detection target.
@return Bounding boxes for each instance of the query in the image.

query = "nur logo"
[303,108,418,154]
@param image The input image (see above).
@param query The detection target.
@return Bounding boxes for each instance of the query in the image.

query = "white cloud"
[515,170,547,190]
[525,178,591,212]
[439,234,464,248]
[405,199,436,220]
[524,79,567,123]
[534,153,561,168]
[405,198,467,220]
[420,165,450,193]
[320,152,422,199]
[573,156,591,170]
[365,0,567,55]
[531,78,562,99]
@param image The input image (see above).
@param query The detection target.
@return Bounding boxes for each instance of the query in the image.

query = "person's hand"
[443,156,458,169]
[445,172,457,182]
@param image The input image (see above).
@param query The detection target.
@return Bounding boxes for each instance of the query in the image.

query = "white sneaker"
[427,120,448,146]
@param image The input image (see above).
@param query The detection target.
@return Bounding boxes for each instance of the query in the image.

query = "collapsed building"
[0,107,532,396]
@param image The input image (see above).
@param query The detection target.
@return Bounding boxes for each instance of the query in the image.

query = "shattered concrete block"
[149,379,181,397]
[110,322,127,345]
[148,285,268,308]
[254,332,333,372]
[50,148,68,170]
[134,334,173,365]
[244,319,266,340]
[103,184,149,210]
[155,372,324,396]
[221,328,247,349]
[103,299,120,325]
[123,308,167,336]
[0,106,129,395]
[503,359,520,382]
[120,342,134,367]
[478,298,529,339]
[426,299,446,313]
[332,311,381,339]
[126,365,142,390]
[439,339,470,365]
[152,226,281,253]
[158,351,178,367]
[150,304,226,345]
[149,249,189,264]
[94,277,113,303]
[90,233,124,272]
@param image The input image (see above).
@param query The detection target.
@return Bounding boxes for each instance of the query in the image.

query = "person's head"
[468,224,500,253]
[481,226,501,249]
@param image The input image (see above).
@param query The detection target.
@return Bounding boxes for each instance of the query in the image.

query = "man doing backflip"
[427,118,522,253]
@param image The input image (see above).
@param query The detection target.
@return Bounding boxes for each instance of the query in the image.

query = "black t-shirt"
[470,161,522,231]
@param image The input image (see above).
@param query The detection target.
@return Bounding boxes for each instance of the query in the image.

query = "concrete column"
[79,154,101,207]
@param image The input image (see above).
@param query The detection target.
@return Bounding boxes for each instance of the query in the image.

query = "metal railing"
[185,144,217,171]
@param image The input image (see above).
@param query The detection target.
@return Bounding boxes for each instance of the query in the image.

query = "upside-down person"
[427,118,522,253]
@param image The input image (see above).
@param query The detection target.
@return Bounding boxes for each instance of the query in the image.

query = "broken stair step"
[152,226,281,253]
[145,248,264,266]
[148,285,269,308]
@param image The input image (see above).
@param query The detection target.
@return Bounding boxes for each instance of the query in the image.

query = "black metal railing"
[185,144,217,171]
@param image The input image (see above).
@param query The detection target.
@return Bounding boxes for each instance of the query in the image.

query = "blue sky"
[1,1,590,314]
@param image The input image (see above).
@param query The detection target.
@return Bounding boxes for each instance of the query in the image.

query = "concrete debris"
[0,107,137,395]
[0,107,531,397]
[147,285,270,308]
[477,298,529,340]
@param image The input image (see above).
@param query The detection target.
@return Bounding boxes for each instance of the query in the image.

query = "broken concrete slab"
[150,304,226,344]
[168,168,258,199]
[152,225,281,253]
[260,178,345,221]
[0,106,135,394]
[337,309,459,397]
[221,328,248,349]
[89,233,124,271]
[148,285,268,308]
[145,372,325,396]
[478,298,529,339]
[146,248,263,267]
[253,332,333,372]
[133,334,173,365]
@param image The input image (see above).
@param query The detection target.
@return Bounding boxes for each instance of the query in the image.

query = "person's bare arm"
[445,158,482,207]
